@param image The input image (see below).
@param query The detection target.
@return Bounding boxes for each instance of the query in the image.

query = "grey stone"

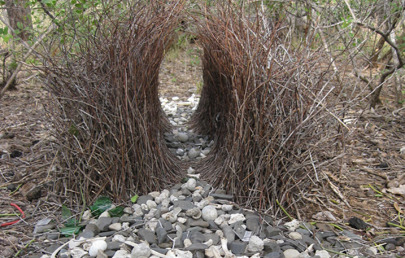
[301,235,317,246]
[341,230,362,241]
[156,227,167,244]
[233,224,246,240]
[136,195,154,205]
[385,243,396,251]
[193,251,205,258]
[222,225,235,242]
[246,217,260,233]
[98,231,115,237]
[79,230,95,239]
[158,218,173,231]
[104,250,116,257]
[45,244,60,254]
[210,193,233,200]
[229,240,248,255]
[174,200,196,211]
[264,251,285,258]
[188,219,209,228]
[280,239,307,252]
[265,226,282,238]
[204,233,220,245]
[264,240,281,252]
[46,232,60,240]
[96,217,113,232]
[315,231,336,241]
[107,241,121,250]
[189,231,206,244]
[280,245,295,251]
[119,216,139,224]
[151,246,168,255]
[186,243,208,251]
[296,228,310,236]
[138,228,156,244]
[208,220,219,230]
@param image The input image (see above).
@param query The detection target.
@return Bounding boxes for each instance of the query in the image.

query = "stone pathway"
[33,97,404,258]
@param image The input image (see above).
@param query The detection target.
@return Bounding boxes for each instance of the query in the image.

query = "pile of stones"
[39,171,398,258]
[161,95,213,161]
[32,96,404,257]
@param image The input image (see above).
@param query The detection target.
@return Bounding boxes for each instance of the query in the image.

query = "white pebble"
[132,204,143,217]
[145,219,158,232]
[367,247,378,255]
[314,250,331,258]
[112,234,126,242]
[88,240,107,257]
[284,219,300,231]
[184,178,197,191]
[161,198,170,208]
[109,223,122,231]
[141,203,149,211]
[112,250,130,258]
[98,211,110,218]
[184,238,192,248]
[148,191,160,198]
[82,210,92,221]
[70,247,87,258]
[160,189,170,198]
[177,217,187,224]
[221,204,233,212]
[202,205,218,221]
[288,232,302,240]
[248,235,264,252]
[131,242,151,257]
[187,167,196,174]
[228,213,245,224]
[146,200,157,210]
[283,249,300,258]
[123,207,133,214]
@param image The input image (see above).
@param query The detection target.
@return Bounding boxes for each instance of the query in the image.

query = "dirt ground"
[0,49,404,256]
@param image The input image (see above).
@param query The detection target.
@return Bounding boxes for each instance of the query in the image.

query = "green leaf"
[60,226,81,237]
[90,196,112,217]
[108,206,124,217]
[62,205,77,227]
[130,194,139,203]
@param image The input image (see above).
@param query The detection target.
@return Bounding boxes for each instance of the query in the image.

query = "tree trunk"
[5,0,33,41]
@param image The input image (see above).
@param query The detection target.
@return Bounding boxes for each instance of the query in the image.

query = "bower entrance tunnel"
[45,2,332,217]
[157,33,214,164]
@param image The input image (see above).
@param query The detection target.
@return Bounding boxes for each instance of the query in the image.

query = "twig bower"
[44,2,334,216]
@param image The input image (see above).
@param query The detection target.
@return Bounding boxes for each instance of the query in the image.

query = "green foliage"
[108,206,125,217]
[130,194,139,203]
[60,205,81,236]
[89,196,112,217]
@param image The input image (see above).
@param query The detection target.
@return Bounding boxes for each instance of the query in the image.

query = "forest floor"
[0,44,404,257]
